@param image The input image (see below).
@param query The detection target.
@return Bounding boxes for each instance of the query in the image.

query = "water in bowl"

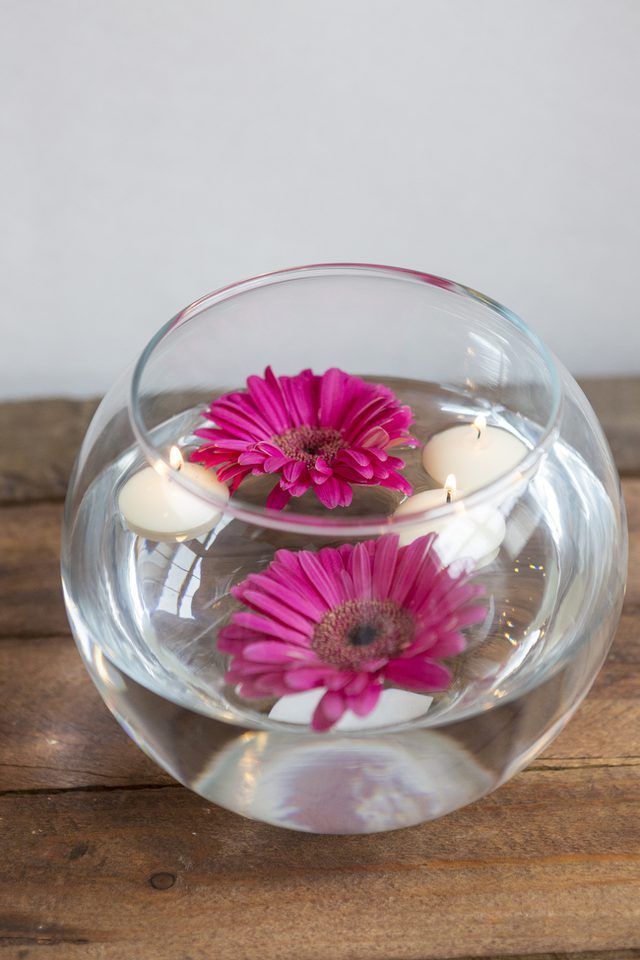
[62,377,622,833]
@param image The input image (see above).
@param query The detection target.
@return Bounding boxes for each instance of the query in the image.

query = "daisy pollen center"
[312,598,415,669]
[274,425,345,466]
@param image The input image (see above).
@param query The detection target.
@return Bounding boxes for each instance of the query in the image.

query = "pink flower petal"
[349,542,373,599]
[283,668,328,690]
[347,682,382,717]
[445,604,487,629]
[240,588,316,635]
[252,672,294,695]
[315,476,352,508]
[357,425,390,448]
[314,457,333,476]
[389,535,437,606]
[378,472,413,496]
[227,660,285,680]
[368,447,388,462]
[212,402,271,439]
[242,641,315,664]
[312,690,348,732]
[247,371,291,433]
[262,454,289,472]
[297,551,346,607]
[372,534,399,600]
[343,672,369,695]
[283,460,306,483]
[237,676,290,698]
[384,658,452,691]
[217,463,252,486]
[242,572,328,621]
[426,632,467,658]
[280,368,318,427]
[335,449,374,478]
[324,671,355,691]
[232,611,309,645]
[342,395,389,437]
[318,368,347,428]
[266,484,292,510]
[402,629,466,659]
[281,478,312,498]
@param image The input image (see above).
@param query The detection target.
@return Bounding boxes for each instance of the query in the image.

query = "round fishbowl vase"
[62,265,627,834]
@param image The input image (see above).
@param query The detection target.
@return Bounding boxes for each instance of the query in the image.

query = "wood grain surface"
[0,381,639,960]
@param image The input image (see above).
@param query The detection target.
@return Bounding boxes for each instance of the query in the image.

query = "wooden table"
[2,381,639,960]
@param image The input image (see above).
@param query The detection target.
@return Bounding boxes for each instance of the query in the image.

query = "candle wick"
[473,414,486,439]
[169,446,184,472]
[446,489,452,503]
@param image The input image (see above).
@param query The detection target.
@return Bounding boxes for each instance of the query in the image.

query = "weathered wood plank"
[579,377,640,476]
[532,611,640,766]
[2,767,640,960]
[0,397,99,504]
[0,636,170,792]
[0,379,638,507]
[0,502,67,638]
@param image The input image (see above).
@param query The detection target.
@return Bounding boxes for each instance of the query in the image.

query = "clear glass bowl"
[61,264,627,834]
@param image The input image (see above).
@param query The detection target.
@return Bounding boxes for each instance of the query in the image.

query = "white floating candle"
[423,415,527,492]
[395,475,505,569]
[118,446,229,542]
[269,687,433,730]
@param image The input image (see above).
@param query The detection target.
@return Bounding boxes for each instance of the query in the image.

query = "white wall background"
[1,0,639,398]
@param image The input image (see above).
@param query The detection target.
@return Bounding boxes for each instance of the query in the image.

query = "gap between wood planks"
[2,756,640,801]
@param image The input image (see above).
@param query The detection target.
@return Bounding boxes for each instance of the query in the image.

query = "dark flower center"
[311,599,415,669]
[348,623,379,647]
[274,426,345,466]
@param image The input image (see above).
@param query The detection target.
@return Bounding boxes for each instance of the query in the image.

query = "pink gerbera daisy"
[192,366,415,510]
[219,534,485,731]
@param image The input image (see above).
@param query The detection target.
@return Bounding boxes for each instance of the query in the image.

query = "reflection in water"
[199,729,494,834]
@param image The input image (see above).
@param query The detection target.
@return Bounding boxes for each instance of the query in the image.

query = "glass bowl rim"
[128,262,563,536]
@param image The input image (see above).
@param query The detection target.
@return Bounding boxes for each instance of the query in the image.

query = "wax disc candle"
[118,447,229,542]
[423,415,527,492]
[269,687,433,730]
[394,479,506,569]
